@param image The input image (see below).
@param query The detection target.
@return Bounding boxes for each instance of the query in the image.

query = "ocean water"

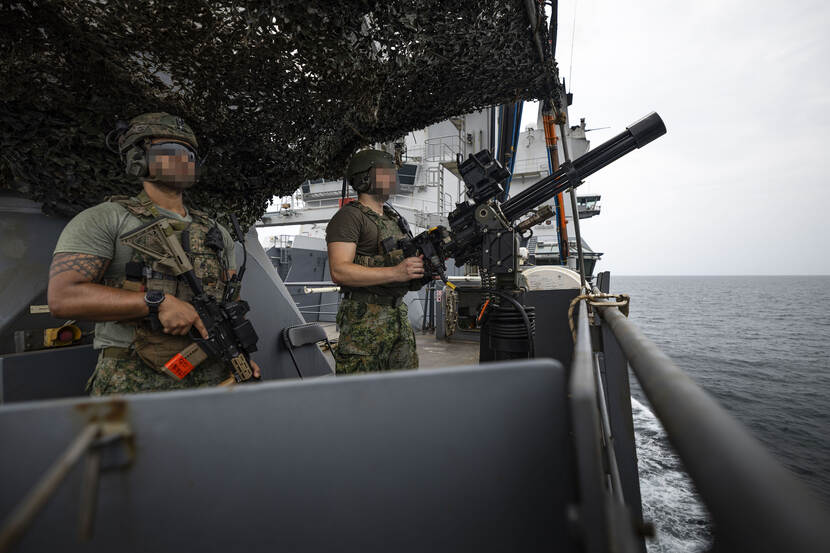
[612,276,830,552]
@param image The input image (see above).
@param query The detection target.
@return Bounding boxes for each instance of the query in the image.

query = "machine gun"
[394,112,666,360]
[120,214,259,383]
[396,112,666,288]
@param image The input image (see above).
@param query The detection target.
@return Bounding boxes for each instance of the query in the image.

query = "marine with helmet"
[47,112,260,395]
[326,149,427,374]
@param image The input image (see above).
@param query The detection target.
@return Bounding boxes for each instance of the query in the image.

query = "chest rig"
[104,191,231,376]
[349,202,408,267]
[345,201,420,296]
[106,191,228,302]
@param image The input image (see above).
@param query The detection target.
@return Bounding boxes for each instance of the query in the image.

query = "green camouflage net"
[0,1,557,225]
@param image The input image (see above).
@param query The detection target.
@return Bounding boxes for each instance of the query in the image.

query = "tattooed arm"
[47,252,148,321]
[47,252,209,337]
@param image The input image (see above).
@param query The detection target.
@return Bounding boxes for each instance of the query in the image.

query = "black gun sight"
[458,150,510,204]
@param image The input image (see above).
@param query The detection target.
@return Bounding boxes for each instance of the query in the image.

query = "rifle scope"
[501,112,666,222]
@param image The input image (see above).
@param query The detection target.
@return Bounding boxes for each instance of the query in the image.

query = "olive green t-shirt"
[326,203,402,297]
[325,203,381,257]
[53,200,236,350]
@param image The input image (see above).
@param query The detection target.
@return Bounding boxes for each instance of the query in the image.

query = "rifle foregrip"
[230,354,254,383]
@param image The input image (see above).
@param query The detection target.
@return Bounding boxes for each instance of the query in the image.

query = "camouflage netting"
[0,1,557,225]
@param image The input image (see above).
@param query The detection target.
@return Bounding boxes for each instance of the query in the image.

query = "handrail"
[570,300,642,553]
[424,135,461,162]
[593,298,830,552]
[592,352,625,504]
[569,300,611,552]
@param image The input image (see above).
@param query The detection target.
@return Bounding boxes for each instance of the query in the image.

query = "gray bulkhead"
[0,194,332,404]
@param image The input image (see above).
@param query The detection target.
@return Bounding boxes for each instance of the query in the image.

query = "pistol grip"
[380,237,397,254]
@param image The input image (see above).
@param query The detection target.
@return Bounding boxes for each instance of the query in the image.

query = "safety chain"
[567,292,631,343]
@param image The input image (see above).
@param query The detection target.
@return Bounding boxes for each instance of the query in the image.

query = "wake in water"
[632,398,712,553]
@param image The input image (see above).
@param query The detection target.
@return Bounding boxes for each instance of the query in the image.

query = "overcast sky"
[529,0,830,275]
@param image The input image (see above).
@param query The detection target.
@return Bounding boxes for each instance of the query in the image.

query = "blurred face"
[147,139,197,190]
[369,167,398,201]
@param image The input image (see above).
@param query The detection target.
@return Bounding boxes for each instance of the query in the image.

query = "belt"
[101,346,132,359]
[342,291,403,307]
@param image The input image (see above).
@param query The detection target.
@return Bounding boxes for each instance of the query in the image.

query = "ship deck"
[319,322,480,370]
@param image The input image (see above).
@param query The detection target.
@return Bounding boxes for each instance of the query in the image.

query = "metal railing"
[571,290,830,552]
[403,144,426,162]
[425,135,461,162]
[570,300,643,553]
[388,195,450,219]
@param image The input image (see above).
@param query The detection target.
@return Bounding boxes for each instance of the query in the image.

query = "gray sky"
[528,0,830,275]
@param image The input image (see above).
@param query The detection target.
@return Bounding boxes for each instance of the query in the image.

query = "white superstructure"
[256,98,603,273]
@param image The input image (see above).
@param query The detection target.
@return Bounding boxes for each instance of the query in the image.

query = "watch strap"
[145,290,165,315]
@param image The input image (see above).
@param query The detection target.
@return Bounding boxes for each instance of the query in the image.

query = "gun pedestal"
[479,297,536,362]
[475,212,536,362]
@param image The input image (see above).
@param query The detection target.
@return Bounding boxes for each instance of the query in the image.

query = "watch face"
[146,290,165,304]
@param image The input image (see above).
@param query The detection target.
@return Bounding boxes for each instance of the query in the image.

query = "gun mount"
[399,112,667,360]
[437,112,665,278]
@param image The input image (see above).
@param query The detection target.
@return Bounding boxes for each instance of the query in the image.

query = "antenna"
[567,0,579,90]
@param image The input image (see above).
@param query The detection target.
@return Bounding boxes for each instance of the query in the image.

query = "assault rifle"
[391,112,667,287]
[120,214,259,383]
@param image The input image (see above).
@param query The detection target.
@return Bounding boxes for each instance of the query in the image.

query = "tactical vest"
[343,201,419,298]
[105,191,229,372]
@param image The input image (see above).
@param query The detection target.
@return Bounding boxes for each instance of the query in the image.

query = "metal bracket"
[0,401,133,552]
[78,421,134,541]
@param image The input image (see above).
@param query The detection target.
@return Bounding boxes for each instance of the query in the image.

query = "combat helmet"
[118,113,198,178]
[346,149,396,193]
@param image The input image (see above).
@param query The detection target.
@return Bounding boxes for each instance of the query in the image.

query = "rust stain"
[74,398,128,423]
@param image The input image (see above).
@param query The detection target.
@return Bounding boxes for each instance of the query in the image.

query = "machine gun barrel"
[501,112,666,221]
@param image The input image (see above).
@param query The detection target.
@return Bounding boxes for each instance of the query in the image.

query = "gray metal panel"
[238,230,334,379]
[569,301,611,553]
[279,246,331,323]
[599,323,645,539]
[0,196,70,339]
[594,270,645,547]
[0,345,97,404]
[0,360,571,553]
[524,289,579,367]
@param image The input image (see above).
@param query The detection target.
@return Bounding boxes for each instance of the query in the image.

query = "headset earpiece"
[105,120,130,154]
[350,171,372,193]
[124,143,148,178]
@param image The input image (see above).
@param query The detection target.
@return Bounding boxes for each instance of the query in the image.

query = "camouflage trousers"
[335,298,418,374]
[88,349,228,396]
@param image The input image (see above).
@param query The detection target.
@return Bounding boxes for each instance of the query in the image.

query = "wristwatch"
[144,290,166,315]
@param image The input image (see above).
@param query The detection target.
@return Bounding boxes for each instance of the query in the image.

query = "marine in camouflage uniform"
[326,150,424,374]
[89,191,233,395]
[48,112,241,395]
